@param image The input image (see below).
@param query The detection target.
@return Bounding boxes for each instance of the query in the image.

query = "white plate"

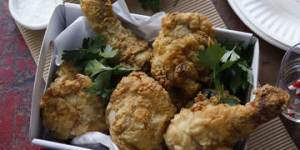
[228,0,300,50]
[9,0,63,30]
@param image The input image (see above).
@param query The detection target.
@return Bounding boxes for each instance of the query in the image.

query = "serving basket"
[29,3,259,150]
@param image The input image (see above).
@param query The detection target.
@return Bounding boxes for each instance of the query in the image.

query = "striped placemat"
[248,117,297,150]
[16,24,44,64]
[16,0,297,149]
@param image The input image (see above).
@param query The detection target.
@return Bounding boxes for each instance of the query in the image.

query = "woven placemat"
[16,0,297,149]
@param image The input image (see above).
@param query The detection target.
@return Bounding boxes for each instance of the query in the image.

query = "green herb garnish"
[138,0,180,12]
[219,98,240,106]
[138,0,160,12]
[62,35,136,104]
[198,43,253,105]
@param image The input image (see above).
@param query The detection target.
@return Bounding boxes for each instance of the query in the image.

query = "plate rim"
[227,0,291,51]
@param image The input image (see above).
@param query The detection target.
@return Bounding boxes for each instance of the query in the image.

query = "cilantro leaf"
[62,35,107,64]
[62,35,136,105]
[84,60,113,77]
[198,42,253,104]
[138,0,180,12]
[83,35,106,49]
[238,63,253,85]
[138,0,160,12]
[198,44,226,69]
[113,65,137,76]
[219,61,235,72]
[86,62,135,103]
[229,51,240,62]
[62,49,98,63]
[87,71,113,102]
[99,45,118,58]
[220,98,240,106]
[221,49,240,63]
[198,44,226,94]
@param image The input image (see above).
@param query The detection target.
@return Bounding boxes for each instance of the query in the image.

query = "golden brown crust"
[191,92,219,112]
[164,84,289,150]
[106,72,177,150]
[151,12,215,99]
[41,63,107,140]
[80,0,151,69]
[247,84,290,125]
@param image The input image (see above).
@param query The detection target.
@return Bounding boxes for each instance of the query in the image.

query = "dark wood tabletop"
[0,0,299,149]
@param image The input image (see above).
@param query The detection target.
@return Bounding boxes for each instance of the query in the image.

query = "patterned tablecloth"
[0,0,40,149]
[0,0,299,149]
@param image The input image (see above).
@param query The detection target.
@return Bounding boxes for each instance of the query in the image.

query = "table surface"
[0,0,40,149]
[0,0,299,149]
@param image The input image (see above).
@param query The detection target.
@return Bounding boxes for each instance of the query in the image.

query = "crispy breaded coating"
[164,84,289,150]
[106,72,177,150]
[151,13,215,99]
[41,63,107,140]
[80,0,151,69]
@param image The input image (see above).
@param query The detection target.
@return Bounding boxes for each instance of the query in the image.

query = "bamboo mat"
[16,0,297,149]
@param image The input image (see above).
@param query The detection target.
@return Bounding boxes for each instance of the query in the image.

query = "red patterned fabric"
[0,0,40,149]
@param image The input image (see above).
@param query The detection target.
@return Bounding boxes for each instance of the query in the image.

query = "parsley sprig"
[198,43,253,105]
[138,0,180,12]
[62,35,136,104]
[139,0,160,12]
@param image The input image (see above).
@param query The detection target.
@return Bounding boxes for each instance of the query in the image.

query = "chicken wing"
[164,84,289,150]
[41,63,107,140]
[106,72,177,150]
[81,0,151,69]
[151,13,215,100]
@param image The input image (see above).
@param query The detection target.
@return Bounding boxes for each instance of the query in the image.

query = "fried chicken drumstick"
[106,72,176,150]
[151,13,215,100]
[81,0,151,69]
[164,84,289,150]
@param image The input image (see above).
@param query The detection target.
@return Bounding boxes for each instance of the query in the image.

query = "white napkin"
[112,0,165,41]
[71,132,119,150]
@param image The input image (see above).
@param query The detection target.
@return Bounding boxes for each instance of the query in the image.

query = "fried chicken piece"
[80,0,151,69]
[106,72,177,150]
[164,84,289,150]
[151,13,215,99]
[41,63,107,140]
